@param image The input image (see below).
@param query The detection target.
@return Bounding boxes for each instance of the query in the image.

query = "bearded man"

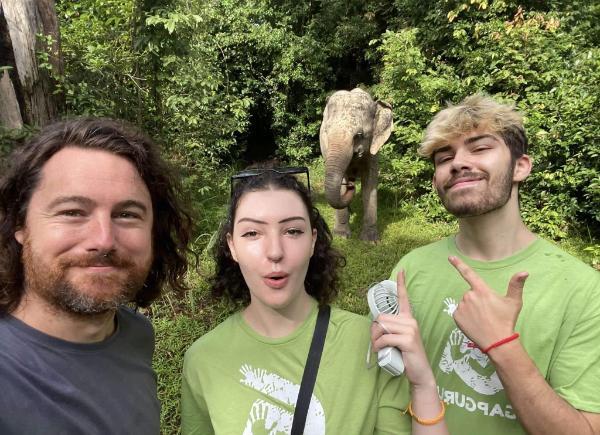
[383,95,600,434]
[0,118,193,434]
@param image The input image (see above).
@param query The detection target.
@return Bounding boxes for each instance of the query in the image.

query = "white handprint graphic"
[439,304,503,396]
[243,399,292,435]
[443,297,458,317]
[240,364,325,434]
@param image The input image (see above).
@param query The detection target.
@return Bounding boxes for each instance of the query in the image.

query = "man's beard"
[21,238,151,316]
[437,163,515,218]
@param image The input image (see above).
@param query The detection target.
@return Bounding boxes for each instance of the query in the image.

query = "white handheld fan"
[367,280,405,376]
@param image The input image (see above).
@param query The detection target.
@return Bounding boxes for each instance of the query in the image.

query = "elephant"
[319,88,393,241]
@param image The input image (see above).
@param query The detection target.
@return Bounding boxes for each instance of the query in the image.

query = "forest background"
[1,0,599,433]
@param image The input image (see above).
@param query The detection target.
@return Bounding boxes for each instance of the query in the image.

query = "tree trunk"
[0,0,62,128]
[0,69,22,128]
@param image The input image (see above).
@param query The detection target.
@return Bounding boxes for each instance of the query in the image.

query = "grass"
[151,160,598,434]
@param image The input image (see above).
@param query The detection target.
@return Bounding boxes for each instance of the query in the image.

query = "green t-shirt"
[181,303,411,434]
[391,236,600,434]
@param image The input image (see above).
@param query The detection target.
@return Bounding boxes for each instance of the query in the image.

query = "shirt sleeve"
[374,371,412,435]
[181,354,214,435]
[548,274,600,412]
[389,257,407,281]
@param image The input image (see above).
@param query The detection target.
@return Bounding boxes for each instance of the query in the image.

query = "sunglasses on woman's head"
[230,166,311,195]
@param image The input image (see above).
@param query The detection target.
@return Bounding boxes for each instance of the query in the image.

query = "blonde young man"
[390,95,600,434]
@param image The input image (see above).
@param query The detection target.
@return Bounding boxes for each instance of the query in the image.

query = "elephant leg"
[359,156,379,242]
[334,207,351,238]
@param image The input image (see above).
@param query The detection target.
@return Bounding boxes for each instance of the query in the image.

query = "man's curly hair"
[211,169,345,306]
[0,118,195,314]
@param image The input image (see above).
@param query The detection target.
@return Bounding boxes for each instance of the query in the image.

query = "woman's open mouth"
[263,273,290,289]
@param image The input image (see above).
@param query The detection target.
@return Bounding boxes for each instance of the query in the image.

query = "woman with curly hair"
[181,167,447,435]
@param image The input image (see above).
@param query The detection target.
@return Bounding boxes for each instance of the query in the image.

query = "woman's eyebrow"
[235,216,307,225]
[279,216,306,224]
[236,217,267,225]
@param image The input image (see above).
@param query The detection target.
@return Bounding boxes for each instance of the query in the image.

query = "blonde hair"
[419,94,527,160]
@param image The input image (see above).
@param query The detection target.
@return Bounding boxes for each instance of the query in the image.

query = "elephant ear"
[319,105,330,156]
[319,124,329,156]
[370,101,393,155]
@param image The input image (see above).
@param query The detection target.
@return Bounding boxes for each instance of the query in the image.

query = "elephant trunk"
[324,130,355,209]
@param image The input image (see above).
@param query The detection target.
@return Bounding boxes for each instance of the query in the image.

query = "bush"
[55,0,599,235]
[375,3,600,238]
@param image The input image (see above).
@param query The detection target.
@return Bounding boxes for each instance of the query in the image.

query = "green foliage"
[519,46,600,235]
[56,0,399,165]
[582,244,600,271]
[374,2,600,238]
[372,28,458,149]
[0,126,36,161]
[153,316,204,435]
[56,0,148,118]
[55,1,599,239]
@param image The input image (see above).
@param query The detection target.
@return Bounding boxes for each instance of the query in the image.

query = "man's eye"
[59,209,84,217]
[473,146,489,152]
[436,155,452,164]
[116,211,141,219]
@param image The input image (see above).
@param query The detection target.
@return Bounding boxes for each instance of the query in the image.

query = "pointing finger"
[506,272,528,301]
[448,256,486,290]
[396,270,411,314]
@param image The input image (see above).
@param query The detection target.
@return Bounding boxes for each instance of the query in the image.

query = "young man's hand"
[448,256,528,350]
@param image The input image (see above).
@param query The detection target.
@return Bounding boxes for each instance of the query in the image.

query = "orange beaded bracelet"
[405,400,446,426]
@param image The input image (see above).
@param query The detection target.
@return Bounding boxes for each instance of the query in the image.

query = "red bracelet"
[482,333,520,353]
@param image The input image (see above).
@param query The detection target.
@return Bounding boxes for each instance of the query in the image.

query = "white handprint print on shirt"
[240,364,325,434]
[443,297,458,317]
[438,299,504,396]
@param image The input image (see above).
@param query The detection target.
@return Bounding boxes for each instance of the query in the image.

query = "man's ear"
[226,233,238,262]
[311,228,317,256]
[513,154,532,182]
[14,228,24,245]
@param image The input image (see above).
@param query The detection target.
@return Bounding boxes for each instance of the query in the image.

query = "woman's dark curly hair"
[0,118,195,314]
[211,169,345,306]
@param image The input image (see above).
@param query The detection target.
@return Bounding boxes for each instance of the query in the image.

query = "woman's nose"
[266,236,284,263]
